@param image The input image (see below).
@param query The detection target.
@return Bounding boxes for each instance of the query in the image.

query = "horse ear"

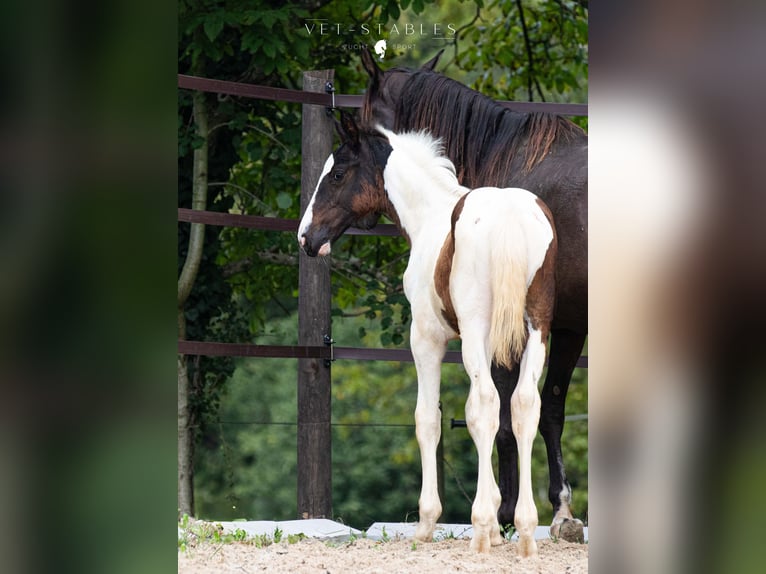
[361,46,381,81]
[335,110,360,149]
[421,49,444,71]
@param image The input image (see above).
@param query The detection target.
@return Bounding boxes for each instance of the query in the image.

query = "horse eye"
[332,170,344,181]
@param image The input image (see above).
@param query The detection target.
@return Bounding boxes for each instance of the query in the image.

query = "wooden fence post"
[297,69,334,519]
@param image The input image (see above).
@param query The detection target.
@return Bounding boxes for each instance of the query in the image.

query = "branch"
[221,249,402,299]
[207,181,275,214]
[221,252,297,278]
[245,124,291,154]
[207,122,230,136]
[515,0,546,102]
[451,4,483,67]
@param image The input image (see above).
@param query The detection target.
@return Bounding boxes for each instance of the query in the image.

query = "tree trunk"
[178,89,208,517]
[177,311,195,517]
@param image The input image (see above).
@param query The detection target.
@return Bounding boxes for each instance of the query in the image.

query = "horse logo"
[373,39,387,61]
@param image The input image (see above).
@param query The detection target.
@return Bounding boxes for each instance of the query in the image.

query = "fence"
[178,70,587,519]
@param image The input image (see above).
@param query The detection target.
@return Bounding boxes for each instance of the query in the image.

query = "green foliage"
[453,1,587,102]
[439,0,588,130]
[177,515,247,550]
[501,522,515,540]
[177,513,306,550]
[435,529,456,541]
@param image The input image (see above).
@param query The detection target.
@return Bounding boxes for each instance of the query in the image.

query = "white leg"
[512,324,545,557]
[410,319,447,542]
[461,331,503,553]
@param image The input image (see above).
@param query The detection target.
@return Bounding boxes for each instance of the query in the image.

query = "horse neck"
[383,148,468,246]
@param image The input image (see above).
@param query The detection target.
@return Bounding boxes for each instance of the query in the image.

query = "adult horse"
[359,48,587,539]
[298,112,557,556]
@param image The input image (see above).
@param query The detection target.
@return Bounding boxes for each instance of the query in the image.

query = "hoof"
[516,536,538,558]
[470,535,492,553]
[551,518,584,543]
[491,527,505,547]
[414,523,434,542]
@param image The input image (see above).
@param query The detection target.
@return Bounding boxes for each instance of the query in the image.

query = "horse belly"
[432,232,461,337]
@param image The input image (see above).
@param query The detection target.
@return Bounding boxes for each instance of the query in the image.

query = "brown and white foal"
[298,112,557,556]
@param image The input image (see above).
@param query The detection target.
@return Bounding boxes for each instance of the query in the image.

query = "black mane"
[392,70,584,187]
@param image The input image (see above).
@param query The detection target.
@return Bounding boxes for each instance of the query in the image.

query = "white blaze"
[297,154,335,253]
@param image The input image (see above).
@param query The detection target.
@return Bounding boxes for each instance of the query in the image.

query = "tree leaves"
[203,13,225,42]
[456,0,588,106]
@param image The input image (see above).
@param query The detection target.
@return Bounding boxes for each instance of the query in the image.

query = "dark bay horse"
[359,48,587,539]
[299,112,557,555]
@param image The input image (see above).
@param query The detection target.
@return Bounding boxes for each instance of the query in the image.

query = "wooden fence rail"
[177,340,587,369]
[178,74,588,116]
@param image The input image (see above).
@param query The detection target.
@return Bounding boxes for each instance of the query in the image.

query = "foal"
[298,112,557,556]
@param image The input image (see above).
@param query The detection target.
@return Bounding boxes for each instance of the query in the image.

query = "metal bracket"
[323,334,335,367]
[325,81,336,116]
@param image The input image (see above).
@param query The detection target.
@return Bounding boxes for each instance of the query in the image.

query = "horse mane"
[391,70,584,186]
[375,126,465,196]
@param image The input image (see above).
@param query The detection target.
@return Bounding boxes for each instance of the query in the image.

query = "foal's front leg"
[410,319,447,543]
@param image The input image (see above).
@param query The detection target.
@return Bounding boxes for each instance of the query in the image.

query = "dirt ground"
[178,536,588,573]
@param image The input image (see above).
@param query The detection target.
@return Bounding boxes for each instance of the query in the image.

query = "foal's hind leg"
[461,328,504,553]
[513,240,556,558]
[512,322,545,558]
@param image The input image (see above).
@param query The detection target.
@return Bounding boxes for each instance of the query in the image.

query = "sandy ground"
[178,536,588,573]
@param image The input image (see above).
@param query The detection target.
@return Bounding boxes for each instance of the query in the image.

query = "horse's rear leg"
[540,328,586,541]
[410,320,447,543]
[493,362,521,527]
[512,324,545,558]
[461,332,504,553]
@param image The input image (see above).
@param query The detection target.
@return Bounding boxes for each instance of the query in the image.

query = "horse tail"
[488,226,528,370]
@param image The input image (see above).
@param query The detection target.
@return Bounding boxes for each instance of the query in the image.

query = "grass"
[347,529,368,542]
[178,515,306,551]
[501,523,516,541]
[434,529,456,541]
[179,516,527,552]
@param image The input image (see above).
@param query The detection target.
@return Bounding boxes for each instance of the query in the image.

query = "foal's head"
[298,111,392,257]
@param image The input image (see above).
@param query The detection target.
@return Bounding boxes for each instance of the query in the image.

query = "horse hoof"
[491,529,505,546]
[551,518,584,543]
[414,523,434,542]
[470,535,492,553]
[516,536,538,558]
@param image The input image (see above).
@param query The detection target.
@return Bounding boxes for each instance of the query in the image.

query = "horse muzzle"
[299,233,332,257]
